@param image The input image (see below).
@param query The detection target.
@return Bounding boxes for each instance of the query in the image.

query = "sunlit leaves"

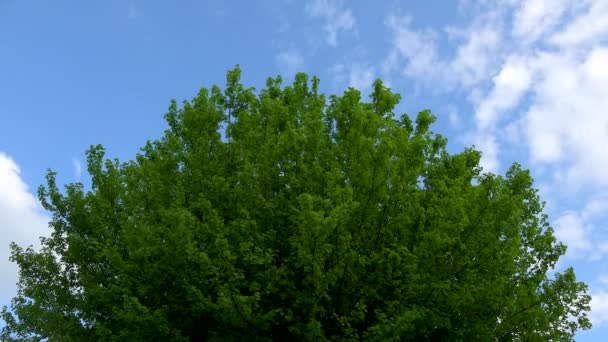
[2,67,590,341]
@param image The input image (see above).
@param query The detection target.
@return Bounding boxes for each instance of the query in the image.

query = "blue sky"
[1,0,607,339]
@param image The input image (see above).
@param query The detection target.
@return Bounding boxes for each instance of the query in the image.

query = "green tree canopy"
[2,67,591,341]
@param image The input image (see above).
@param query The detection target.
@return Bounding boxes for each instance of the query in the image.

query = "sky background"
[1,0,608,339]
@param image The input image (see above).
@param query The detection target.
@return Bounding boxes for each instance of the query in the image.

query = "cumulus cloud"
[472,133,499,173]
[520,47,608,190]
[305,0,355,46]
[553,197,608,261]
[554,211,593,257]
[550,1,608,47]
[475,56,533,130]
[0,152,49,300]
[488,3,608,186]
[590,290,608,327]
[511,0,570,44]
[384,0,608,185]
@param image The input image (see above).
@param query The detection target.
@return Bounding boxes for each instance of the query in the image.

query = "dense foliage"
[2,67,591,341]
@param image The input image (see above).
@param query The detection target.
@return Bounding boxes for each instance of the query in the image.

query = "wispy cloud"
[330,62,374,94]
[72,158,82,181]
[383,0,608,183]
[383,13,503,92]
[383,16,444,85]
[305,0,355,46]
[276,49,305,78]
[446,106,461,128]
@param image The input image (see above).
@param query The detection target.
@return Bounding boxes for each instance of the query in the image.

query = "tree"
[1,67,591,341]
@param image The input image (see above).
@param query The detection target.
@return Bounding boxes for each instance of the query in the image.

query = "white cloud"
[554,211,592,257]
[331,62,375,94]
[276,49,305,77]
[511,0,570,44]
[384,13,504,91]
[447,106,461,128]
[305,0,355,46]
[384,0,608,186]
[553,197,608,261]
[475,56,533,130]
[0,152,49,300]
[348,65,374,93]
[550,1,608,47]
[523,47,608,188]
[592,242,608,262]
[582,197,608,220]
[590,290,608,327]
[472,133,499,173]
[449,22,502,87]
[383,16,444,84]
